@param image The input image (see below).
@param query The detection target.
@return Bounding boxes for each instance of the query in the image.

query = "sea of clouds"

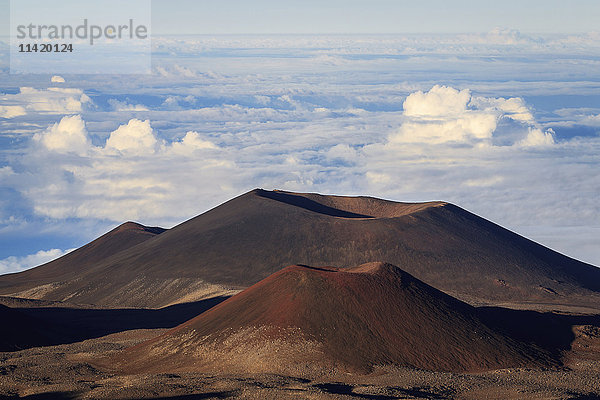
[1,31,599,271]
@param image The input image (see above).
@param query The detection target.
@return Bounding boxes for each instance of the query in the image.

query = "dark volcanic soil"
[111,263,556,375]
[0,288,599,398]
[1,310,599,399]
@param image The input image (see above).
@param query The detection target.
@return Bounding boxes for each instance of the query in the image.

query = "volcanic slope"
[0,222,166,302]
[1,189,599,309]
[112,262,553,375]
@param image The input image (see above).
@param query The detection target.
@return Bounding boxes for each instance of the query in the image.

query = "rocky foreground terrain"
[1,324,599,399]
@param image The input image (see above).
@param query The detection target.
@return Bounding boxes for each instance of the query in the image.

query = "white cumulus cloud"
[518,127,555,147]
[33,115,91,155]
[105,119,159,156]
[0,248,75,275]
[403,85,471,117]
[12,116,231,222]
[170,131,218,155]
[391,85,553,146]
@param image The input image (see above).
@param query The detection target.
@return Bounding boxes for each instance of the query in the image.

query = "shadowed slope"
[261,189,447,218]
[112,263,553,375]
[0,304,58,351]
[0,296,230,350]
[255,190,375,218]
[1,189,598,309]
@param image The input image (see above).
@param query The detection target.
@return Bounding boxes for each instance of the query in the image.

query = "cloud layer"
[1,33,599,272]
[8,84,587,233]
[16,114,223,221]
[0,87,91,117]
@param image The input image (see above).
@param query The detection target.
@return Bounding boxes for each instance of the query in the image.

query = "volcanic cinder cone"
[2,189,599,309]
[0,222,166,305]
[111,262,554,376]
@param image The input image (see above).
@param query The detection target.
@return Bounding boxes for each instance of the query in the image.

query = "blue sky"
[149,0,600,34]
[3,1,599,35]
[0,3,599,273]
